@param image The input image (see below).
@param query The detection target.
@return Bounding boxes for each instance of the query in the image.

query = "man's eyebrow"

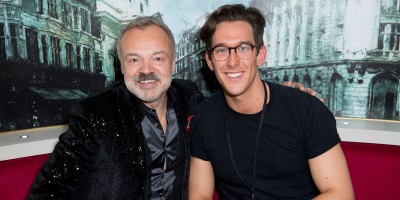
[123,51,170,59]
[212,41,253,48]
[124,53,139,58]
[153,51,170,57]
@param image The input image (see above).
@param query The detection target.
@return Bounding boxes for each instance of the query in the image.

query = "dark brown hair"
[200,4,266,51]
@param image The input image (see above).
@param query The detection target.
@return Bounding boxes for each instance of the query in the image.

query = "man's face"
[119,25,175,108]
[206,21,266,97]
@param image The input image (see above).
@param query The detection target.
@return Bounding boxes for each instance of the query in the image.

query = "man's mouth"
[136,73,159,85]
[140,80,157,84]
[226,72,243,78]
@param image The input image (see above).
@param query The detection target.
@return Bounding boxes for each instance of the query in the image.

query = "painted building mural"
[1,0,399,132]
[249,0,400,120]
[0,0,151,131]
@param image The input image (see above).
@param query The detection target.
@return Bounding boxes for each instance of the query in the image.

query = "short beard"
[124,72,172,104]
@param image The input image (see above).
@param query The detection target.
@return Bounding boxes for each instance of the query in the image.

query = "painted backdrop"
[1,0,399,132]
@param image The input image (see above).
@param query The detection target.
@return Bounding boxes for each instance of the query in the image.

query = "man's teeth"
[227,72,242,78]
[141,80,156,84]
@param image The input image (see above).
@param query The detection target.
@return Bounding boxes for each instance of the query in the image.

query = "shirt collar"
[134,87,178,121]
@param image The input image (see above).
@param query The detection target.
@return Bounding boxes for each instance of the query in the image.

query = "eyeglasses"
[209,43,259,61]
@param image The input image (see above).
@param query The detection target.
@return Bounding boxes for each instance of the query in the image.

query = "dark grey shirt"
[141,101,185,200]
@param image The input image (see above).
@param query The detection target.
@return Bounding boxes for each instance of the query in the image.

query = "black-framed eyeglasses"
[209,43,259,61]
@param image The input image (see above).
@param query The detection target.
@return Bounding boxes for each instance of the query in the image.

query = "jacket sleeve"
[28,104,99,200]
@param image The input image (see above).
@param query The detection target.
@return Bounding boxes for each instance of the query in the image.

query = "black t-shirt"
[190,82,340,199]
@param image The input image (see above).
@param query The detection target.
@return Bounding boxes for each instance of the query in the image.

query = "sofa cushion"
[0,154,49,200]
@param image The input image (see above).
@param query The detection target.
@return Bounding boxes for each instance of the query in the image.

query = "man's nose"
[227,48,240,67]
[139,60,155,73]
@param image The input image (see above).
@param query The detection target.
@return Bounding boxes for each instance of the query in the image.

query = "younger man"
[189,4,354,200]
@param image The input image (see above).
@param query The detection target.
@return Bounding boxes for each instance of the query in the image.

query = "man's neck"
[144,93,168,111]
[144,94,168,134]
[225,80,269,114]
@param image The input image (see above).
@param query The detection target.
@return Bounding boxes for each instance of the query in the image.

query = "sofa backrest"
[212,141,400,200]
[341,141,400,200]
[0,154,49,200]
[0,118,400,200]
[0,142,399,199]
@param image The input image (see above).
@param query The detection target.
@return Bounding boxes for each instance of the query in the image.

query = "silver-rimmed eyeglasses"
[209,43,259,61]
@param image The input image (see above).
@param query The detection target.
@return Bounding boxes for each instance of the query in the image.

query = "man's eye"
[238,45,250,51]
[153,56,166,64]
[215,48,227,54]
[130,58,139,63]
[153,57,165,63]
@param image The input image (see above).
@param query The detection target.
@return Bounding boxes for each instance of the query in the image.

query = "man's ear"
[120,63,125,74]
[205,52,215,71]
[256,45,267,67]
[172,57,176,72]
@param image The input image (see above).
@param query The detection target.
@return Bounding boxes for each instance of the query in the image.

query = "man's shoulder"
[171,79,198,92]
[268,81,318,103]
[193,91,223,115]
[268,81,331,117]
[268,81,305,95]
[171,79,204,104]
[82,81,122,104]
[72,81,126,114]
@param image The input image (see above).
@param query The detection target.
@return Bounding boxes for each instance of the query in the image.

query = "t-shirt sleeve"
[189,113,210,161]
[305,99,341,159]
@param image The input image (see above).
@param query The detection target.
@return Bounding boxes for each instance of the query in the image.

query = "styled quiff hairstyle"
[200,4,266,51]
[117,16,176,62]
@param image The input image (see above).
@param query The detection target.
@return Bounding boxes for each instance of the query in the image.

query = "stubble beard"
[124,73,172,103]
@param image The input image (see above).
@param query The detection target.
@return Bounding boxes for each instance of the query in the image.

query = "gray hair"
[117,16,176,62]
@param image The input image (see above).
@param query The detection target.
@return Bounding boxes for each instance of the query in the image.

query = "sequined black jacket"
[29,80,203,200]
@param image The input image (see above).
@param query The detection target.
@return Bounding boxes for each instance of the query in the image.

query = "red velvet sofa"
[1,142,399,200]
[0,154,49,200]
[340,142,400,200]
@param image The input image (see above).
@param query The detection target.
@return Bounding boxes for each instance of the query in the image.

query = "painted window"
[48,0,58,19]
[10,24,18,59]
[41,35,47,65]
[50,36,61,66]
[65,42,73,68]
[0,23,5,61]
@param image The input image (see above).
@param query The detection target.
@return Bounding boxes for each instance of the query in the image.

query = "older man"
[29,16,202,200]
